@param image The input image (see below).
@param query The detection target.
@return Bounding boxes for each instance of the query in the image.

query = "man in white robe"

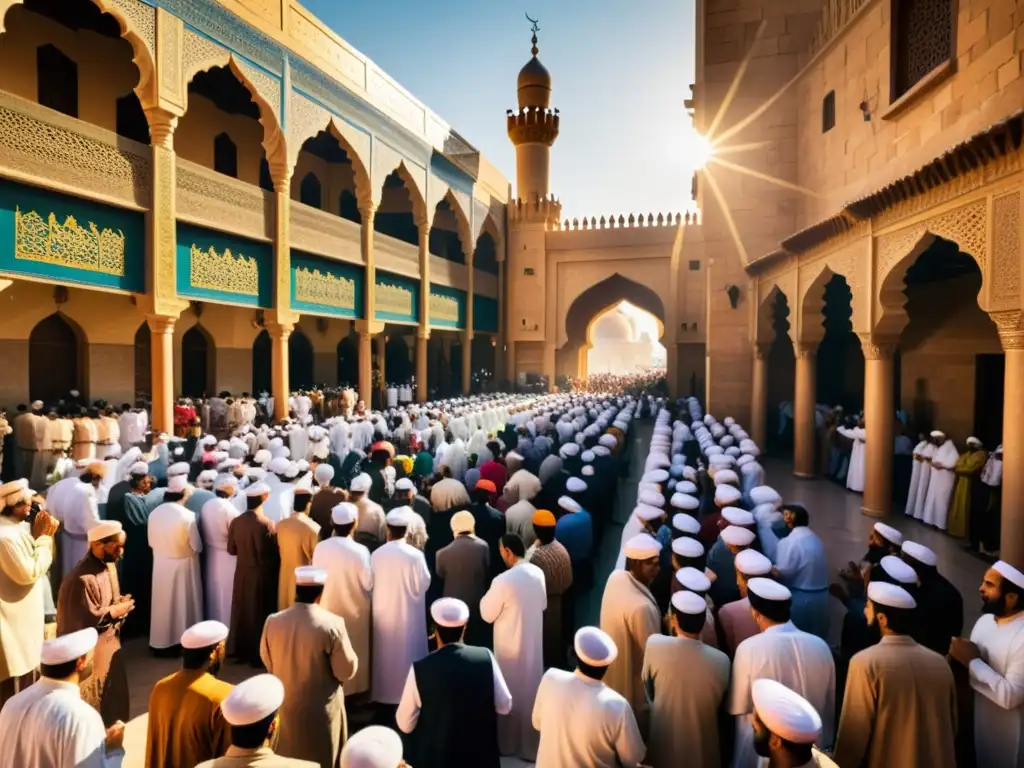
[729,577,836,768]
[148,476,203,650]
[922,431,959,529]
[909,437,937,519]
[370,506,431,705]
[200,476,240,625]
[61,465,105,576]
[480,531,547,761]
[837,420,866,492]
[950,560,1024,768]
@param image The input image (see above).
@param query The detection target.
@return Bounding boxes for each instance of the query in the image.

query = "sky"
[300,0,697,220]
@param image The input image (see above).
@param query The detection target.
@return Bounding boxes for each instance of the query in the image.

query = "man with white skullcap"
[948,560,1024,768]
[349,472,387,551]
[198,475,241,627]
[718,548,773,657]
[729,578,835,768]
[643,590,731,768]
[195,673,316,767]
[397,597,511,767]
[600,533,663,730]
[147,620,233,768]
[900,540,964,655]
[750,679,835,767]
[947,436,987,540]
[260,566,357,767]
[309,463,346,542]
[919,430,959,530]
[276,477,322,612]
[0,628,127,767]
[340,726,406,768]
[532,627,645,767]
[834,581,956,768]
[60,461,105,577]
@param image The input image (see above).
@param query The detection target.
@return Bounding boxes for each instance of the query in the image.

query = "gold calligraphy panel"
[190,243,259,296]
[295,266,356,310]
[429,292,460,324]
[376,281,414,317]
[15,207,125,276]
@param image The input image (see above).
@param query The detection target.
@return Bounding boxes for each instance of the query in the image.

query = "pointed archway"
[181,325,214,398]
[29,312,83,405]
[289,329,314,391]
[252,329,271,395]
[337,335,358,387]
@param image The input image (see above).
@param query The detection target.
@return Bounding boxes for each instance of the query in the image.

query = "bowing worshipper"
[527,508,573,668]
[261,565,358,767]
[978,444,1003,555]
[478,443,508,496]
[837,417,866,492]
[600,533,662,730]
[832,581,956,768]
[349,473,387,552]
[948,560,1024,768]
[700,484,743,548]
[0,628,126,767]
[708,519,756,606]
[728,578,835,768]
[148,475,204,654]
[146,620,233,768]
[469,479,506,576]
[276,479,320,611]
[105,461,153,639]
[532,627,646,768]
[60,463,105,577]
[310,464,345,542]
[480,532,546,761]
[435,510,491,647]
[502,469,543,548]
[397,598,512,768]
[313,502,373,700]
[643,590,731,768]
[750,679,837,768]
[339,726,405,768]
[901,540,963,656]
[227,482,280,667]
[717,548,774,657]
[907,433,936,519]
[201,475,241,626]
[426,476,470,575]
[0,480,58,707]
[840,554,920,660]
[386,476,429,551]
[921,430,959,529]
[195,674,318,768]
[948,436,988,539]
[370,507,431,707]
[755,503,829,640]
[56,520,132,726]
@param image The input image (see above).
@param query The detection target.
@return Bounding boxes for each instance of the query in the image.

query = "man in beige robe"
[599,533,662,730]
[260,566,358,767]
[834,581,957,768]
[276,484,320,610]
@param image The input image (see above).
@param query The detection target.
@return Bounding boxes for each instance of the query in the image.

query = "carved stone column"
[416,330,429,402]
[146,315,176,435]
[357,327,373,406]
[750,342,770,451]
[994,310,1024,566]
[462,330,473,394]
[356,201,378,407]
[860,335,898,518]
[266,321,292,422]
[793,341,819,478]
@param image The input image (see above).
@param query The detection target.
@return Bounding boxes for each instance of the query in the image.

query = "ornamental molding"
[991,191,1021,310]
[294,266,356,311]
[375,280,414,317]
[15,207,125,276]
[429,291,461,324]
[189,243,259,296]
[991,310,1024,350]
[856,334,898,360]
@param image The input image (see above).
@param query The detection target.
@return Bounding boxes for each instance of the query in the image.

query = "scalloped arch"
[377,159,427,225]
[430,187,473,261]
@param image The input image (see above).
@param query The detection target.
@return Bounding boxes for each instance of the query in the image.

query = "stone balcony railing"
[289,199,362,264]
[176,159,274,241]
[557,211,701,230]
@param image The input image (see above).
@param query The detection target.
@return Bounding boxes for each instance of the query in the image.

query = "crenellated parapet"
[508,194,563,228]
[557,210,701,231]
[507,108,560,147]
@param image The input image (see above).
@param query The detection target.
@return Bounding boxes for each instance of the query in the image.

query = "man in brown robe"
[227,483,279,667]
[56,519,133,725]
[310,465,346,542]
[526,509,573,668]
[833,581,956,768]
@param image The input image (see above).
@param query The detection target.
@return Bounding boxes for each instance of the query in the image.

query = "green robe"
[108,491,153,638]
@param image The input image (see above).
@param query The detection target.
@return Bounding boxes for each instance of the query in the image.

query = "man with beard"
[56,520,133,725]
[832,522,902,607]
[949,560,1024,768]
[146,620,233,768]
[900,540,963,656]
[749,679,835,767]
[106,461,153,639]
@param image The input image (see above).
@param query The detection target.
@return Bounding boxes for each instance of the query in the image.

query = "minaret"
[507,19,559,201]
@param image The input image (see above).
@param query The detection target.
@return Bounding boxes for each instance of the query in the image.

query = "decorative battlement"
[507,108,560,146]
[557,211,701,231]
[508,195,563,227]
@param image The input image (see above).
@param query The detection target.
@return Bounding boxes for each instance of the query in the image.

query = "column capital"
[793,340,818,359]
[144,107,178,149]
[354,319,385,336]
[145,313,178,335]
[856,333,898,360]
[265,320,294,337]
[992,310,1024,350]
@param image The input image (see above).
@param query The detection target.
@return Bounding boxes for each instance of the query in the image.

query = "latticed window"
[892,0,954,99]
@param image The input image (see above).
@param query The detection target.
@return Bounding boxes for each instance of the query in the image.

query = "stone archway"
[289,328,314,390]
[29,312,84,404]
[181,324,214,398]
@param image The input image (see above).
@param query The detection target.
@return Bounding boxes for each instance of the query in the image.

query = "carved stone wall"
[992,191,1021,311]
[176,158,273,240]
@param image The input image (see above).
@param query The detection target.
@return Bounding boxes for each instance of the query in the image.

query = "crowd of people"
[0,386,1019,767]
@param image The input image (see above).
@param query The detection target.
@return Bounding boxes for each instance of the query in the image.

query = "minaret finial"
[526,13,540,56]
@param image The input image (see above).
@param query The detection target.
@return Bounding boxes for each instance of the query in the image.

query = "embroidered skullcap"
[245,482,271,497]
[638,489,664,508]
[574,626,618,667]
[167,462,189,477]
[752,679,822,745]
[671,590,708,616]
[295,566,327,586]
[748,577,792,602]
[675,566,711,592]
[41,627,97,665]
[220,674,285,726]
[450,510,476,534]
[350,473,372,493]
[385,506,412,526]
[722,507,755,526]
[340,726,405,768]
[994,560,1024,590]
[671,536,703,558]
[735,548,773,576]
[566,477,588,494]
[642,469,669,484]
[582,465,595,476]
[634,503,664,522]
[868,581,916,610]
[431,598,470,628]
[721,525,756,547]
[873,522,903,546]
[331,502,358,525]
[86,520,123,543]
[714,485,742,505]
[128,462,149,476]
[880,555,918,585]
[901,541,938,567]
[167,475,188,494]
[558,496,582,513]
[181,620,229,649]
[623,533,661,560]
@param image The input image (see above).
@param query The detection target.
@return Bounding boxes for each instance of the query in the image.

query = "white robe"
[199,497,239,625]
[922,440,960,529]
[369,539,430,704]
[909,442,936,519]
[262,484,295,524]
[480,560,547,761]
[729,621,836,768]
[969,611,1024,768]
[61,483,100,575]
[0,518,53,680]
[838,426,866,492]
[0,677,124,767]
[147,501,203,649]
[313,536,374,696]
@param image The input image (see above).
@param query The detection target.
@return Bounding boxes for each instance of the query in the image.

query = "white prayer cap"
[623,533,661,560]
[559,443,580,458]
[0,479,28,504]
[592,445,611,457]
[967,436,983,448]
[901,541,938,567]
[634,503,664,522]
[198,469,217,484]
[868,581,917,610]
[675,566,711,592]
[41,627,97,665]
[386,506,412,526]
[253,449,271,466]
[749,486,781,506]
[566,477,588,493]
[331,502,358,525]
[558,496,582,513]
[638,490,664,508]
[506,451,523,463]
[599,434,617,448]
[167,475,188,494]
[721,525,756,547]
[736,454,756,467]
[712,469,739,486]
[30,400,43,409]
[581,450,595,463]
[340,725,405,768]
[752,679,822,745]
[642,469,669,484]
[707,453,731,467]
[217,458,241,470]
[296,459,309,473]
[245,482,271,498]
[670,493,699,511]
[220,674,285,726]
[168,462,190,477]
[676,480,698,495]
[431,597,470,628]
[722,508,755,526]
[87,520,123,543]
[574,626,618,667]
[216,475,238,492]
[582,465,595,476]
[930,430,945,438]
[873,522,903,546]
[350,473,372,493]
[268,457,290,475]
[682,466,697,482]
[295,566,327,586]
[672,513,701,537]
[715,485,742,505]
[451,510,475,535]
[879,555,918,585]
[747,577,792,602]
[201,435,217,446]
[671,536,704,558]
[671,590,708,616]
[181,620,229,649]
[735,548,773,576]
[128,461,150,476]
[395,477,415,492]
[994,560,1024,590]
[705,445,724,457]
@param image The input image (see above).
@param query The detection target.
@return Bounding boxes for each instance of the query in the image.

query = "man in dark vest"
[395,597,512,768]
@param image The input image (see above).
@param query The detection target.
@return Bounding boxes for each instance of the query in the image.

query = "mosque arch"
[336,335,358,387]
[375,163,427,246]
[29,312,84,405]
[252,329,271,396]
[299,171,322,209]
[291,121,371,218]
[428,191,472,264]
[181,324,215,398]
[134,322,150,404]
[472,220,500,276]
[213,132,238,178]
[289,328,314,391]
[385,335,412,385]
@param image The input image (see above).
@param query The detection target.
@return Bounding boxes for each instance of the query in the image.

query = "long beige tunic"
[0,518,53,680]
[642,634,731,768]
[260,602,357,768]
[277,514,320,610]
[833,634,957,768]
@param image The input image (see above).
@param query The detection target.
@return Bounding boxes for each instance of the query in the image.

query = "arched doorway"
[813,274,864,412]
[289,329,314,390]
[29,313,82,405]
[471,335,496,391]
[385,336,412,385]
[585,301,665,377]
[252,329,271,395]
[134,322,150,404]
[766,291,795,455]
[181,325,213,398]
[337,336,358,387]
